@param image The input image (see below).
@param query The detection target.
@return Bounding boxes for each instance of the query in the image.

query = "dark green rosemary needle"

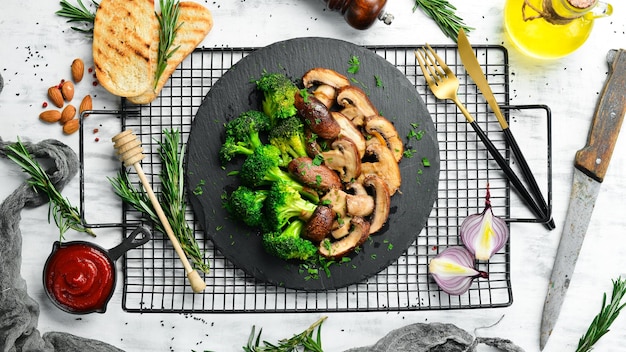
[413,0,473,42]
[6,139,96,240]
[56,0,99,33]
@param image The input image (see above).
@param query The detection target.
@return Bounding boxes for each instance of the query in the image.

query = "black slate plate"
[186,37,440,291]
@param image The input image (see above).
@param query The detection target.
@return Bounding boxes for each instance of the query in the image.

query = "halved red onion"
[460,187,509,261]
[429,246,488,295]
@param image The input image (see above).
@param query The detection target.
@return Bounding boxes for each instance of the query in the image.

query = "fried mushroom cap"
[359,143,401,195]
[318,216,370,259]
[321,137,362,183]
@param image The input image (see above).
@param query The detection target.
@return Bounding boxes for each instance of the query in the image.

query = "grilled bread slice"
[127,2,213,104]
[93,0,159,97]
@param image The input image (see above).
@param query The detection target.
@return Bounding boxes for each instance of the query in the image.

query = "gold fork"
[415,44,548,224]
[415,44,477,125]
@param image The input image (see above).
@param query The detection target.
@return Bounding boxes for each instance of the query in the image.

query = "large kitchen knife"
[539,48,626,350]
[457,28,555,229]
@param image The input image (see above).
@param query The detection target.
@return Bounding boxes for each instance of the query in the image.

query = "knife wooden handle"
[574,49,626,182]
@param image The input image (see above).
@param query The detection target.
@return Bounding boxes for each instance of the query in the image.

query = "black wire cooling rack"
[80,43,552,313]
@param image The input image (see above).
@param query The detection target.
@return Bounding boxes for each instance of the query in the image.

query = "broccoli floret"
[238,144,286,186]
[238,144,318,202]
[263,181,317,232]
[225,185,268,228]
[255,72,299,123]
[268,115,308,165]
[219,110,271,164]
[262,219,318,261]
[219,136,254,164]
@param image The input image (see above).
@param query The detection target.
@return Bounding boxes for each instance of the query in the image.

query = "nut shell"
[39,110,62,123]
[79,95,92,116]
[48,86,64,108]
[60,104,76,125]
[63,119,80,134]
[61,81,75,101]
[71,58,84,83]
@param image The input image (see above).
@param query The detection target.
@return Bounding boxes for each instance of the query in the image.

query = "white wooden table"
[1,1,625,351]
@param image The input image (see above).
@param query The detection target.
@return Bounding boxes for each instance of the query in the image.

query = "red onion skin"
[459,190,509,261]
[429,246,488,295]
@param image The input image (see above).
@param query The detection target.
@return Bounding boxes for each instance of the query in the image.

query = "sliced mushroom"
[359,143,401,195]
[320,188,353,240]
[304,205,335,243]
[321,138,361,183]
[345,182,375,217]
[287,157,342,192]
[331,216,352,240]
[332,111,366,159]
[318,216,371,259]
[365,115,404,162]
[321,188,348,218]
[363,175,391,234]
[295,91,341,140]
[302,68,351,108]
[304,128,323,157]
[310,84,337,108]
[336,86,378,127]
[302,68,351,89]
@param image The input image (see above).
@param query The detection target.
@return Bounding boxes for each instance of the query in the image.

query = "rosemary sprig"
[155,0,182,88]
[108,129,210,273]
[413,0,473,42]
[576,277,626,352]
[6,139,96,240]
[243,316,327,352]
[56,0,99,34]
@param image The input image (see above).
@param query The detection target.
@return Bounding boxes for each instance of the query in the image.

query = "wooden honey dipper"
[112,129,207,293]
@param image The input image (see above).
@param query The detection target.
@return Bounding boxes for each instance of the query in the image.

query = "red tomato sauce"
[44,243,114,313]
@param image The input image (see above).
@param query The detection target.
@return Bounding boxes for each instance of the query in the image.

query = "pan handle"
[107,226,152,261]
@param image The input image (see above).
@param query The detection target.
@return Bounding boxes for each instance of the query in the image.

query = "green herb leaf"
[6,139,96,239]
[413,0,473,42]
[576,277,626,352]
[155,0,182,88]
[244,316,327,352]
[374,75,384,88]
[347,55,360,74]
[56,0,99,34]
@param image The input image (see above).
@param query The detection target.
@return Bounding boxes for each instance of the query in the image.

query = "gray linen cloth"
[0,137,123,352]
[344,322,525,352]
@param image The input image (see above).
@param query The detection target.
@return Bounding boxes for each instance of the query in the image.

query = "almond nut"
[60,104,76,125]
[63,118,80,135]
[48,86,64,108]
[61,81,74,101]
[71,58,84,83]
[39,110,62,123]
[79,94,92,116]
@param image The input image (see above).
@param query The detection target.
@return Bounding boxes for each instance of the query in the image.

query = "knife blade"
[457,28,555,229]
[539,48,626,350]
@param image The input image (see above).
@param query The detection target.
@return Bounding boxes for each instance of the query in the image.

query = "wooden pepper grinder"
[323,0,393,30]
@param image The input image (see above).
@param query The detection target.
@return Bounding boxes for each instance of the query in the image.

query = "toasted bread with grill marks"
[127,2,213,104]
[93,0,159,97]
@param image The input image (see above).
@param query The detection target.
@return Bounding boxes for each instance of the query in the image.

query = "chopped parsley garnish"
[403,148,416,159]
[193,179,206,195]
[374,75,384,88]
[347,55,361,74]
[312,154,324,166]
[407,129,424,141]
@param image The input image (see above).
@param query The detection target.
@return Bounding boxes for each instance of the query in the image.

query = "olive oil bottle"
[504,0,612,59]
